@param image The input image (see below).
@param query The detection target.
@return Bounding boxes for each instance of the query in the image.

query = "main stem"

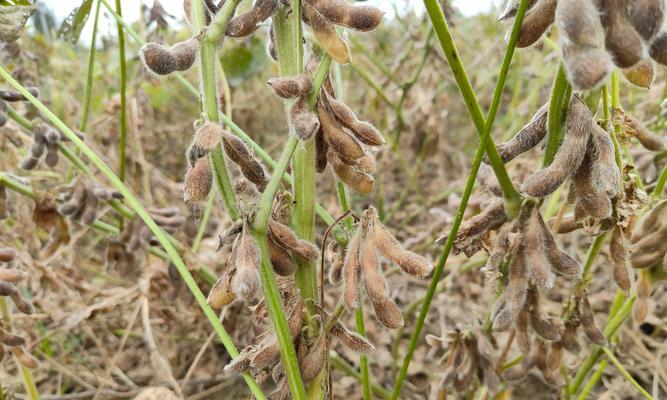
[390,1,530,398]
[114,0,128,184]
[193,0,241,221]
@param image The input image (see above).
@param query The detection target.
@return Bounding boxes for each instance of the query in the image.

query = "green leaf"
[57,0,92,44]
[220,36,267,87]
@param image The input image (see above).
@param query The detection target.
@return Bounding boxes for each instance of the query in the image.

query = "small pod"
[290,97,320,140]
[329,153,375,194]
[516,0,557,48]
[610,226,631,291]
[183,157,213,204]
[0,247,16,263]
[578,296,608,346]
[318,101,365,161]
[221,132,269,191]
[538,214,582,278]
[268,236,298,276]
[343,224,363,310]
[521,96,591,197]
[623,58,656,89]
[524,209,555,290]
[315,126,329,173]
[226,0,278,37]
[324,91,385,146]
[188,121,223,166]
[495,103,548,163]
[207,273,236,309]
[267,75,312,99]
[139,36,199,76]
[492,246,529,331]
[11,347,39,369]
[268,220,319,261]
[0,87,39,102]
[303,2,351,64]
[331,321,375,353]
[298,333,327,382]
[306,0,384,32]
[230,228,261,301]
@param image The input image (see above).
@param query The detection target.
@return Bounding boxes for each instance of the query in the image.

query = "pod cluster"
[428,318,499,394]
[334,206,433,329]
[0,247,39,369]
[20,124,70,170]
[301,0,384,64]
[184,121,270,204]
[57,179,123,226]
[206,218,319,308]
[0,87,38,127]
[501,0,667,90]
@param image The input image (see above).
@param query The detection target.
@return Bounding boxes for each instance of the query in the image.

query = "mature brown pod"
[591,123,622,198]
[599,0,645,68]
[371,296,403,329]
[267,75,312,99]
[649,33,667,65]
[538,214,582,278]
[306,0,384,32]
[610,226,631,291]
[226,0,278,37]
[627,0,665,42]
[290,98,320,140]
[623,59,656,89]
[303,2,351,64]
[370,208,433,278]
[315,127,329,173]
[343,224,363,310]
[324,91,385,146]
[578,296,608,346]
[188,121,223,166]
[0,87,39,102]
[318,102,365,161]
[563,47,613,91]
[521,96,591,197]
[634,271,651,322]
[0,269,27,283]
[268,236,298,276]
[331,321,375,353]
[298,333,327,382]
[183,157,212,204]
[11,347,39,369]
[221,131,269,191]
[0,247,16,263]
[496,103,548,163]
[0,329,26,347]
[329,153,375,194]
[516,0,557,47]
[572,150,613,220]
[524,209,556,290]
[230,228,261,301]
[207,273,235,309]
[139,36,199,75]
[361,224,385,302]
[268,220,319,261]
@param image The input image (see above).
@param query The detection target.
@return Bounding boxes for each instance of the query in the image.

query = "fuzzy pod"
[303,2,351,64]
[521,96,591,197]
[226,0,278,37]
[370,208,433,278]
[499,0,538,21]
[578,296,608,346]
[328,246,344,284]
[623,58,656,89]
[496,103,549,163]
[315,126,329,173]
[610,226,631,291]
[630,200,667,244]
[80,189,99,225]
[268,235,298,276]
[298,333,327,382]
[361,222,386,303]
[230,228,261,301]
[591,123,622,197]
[370,296,403,329]
[207,273,235,310]
[599,0,645,68]
[572,148,613,220]
[329,153,375,194]
[634,271,651,322]
[343,225,363,310]
[268,220,319,261]
[324,91,385,146]
[548,216,583,233]
[267,75,312,99]
[560,319,581,353]
[649,32,667,64]
[0,247,16,263]
[306,0,383,32]
[630,245,666,269]
[524,209,556,290]
[290,97,320,140]
[11,347,39,369]
[0,329,25,347]
[0,269,27,283]
[58,180,87,216]
[515,0,557,47]
[355,153,376,174]
[528,290,561,341]
[331,321,375,353]
[139,36,199,76]
[0,281,17,296]
[493,245,529,332]
[563,46,613,91]
[440,200,507,246]
[628,0,665,41]
[537,213,582,278]
[221,131,269,191]
[0,87,39,102]
[631,222,667,254]
[10,292,33,315]
[188,121,223,166]
[183,157,212,204]
[318,101,365,160]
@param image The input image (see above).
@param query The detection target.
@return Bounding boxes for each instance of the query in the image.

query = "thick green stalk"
[0,298,40,400]
[543,63,571,167]
[422,0,522,218]
[577,359,609,400]
[390,1,530,397]
[0,68,266,399]
[114,0,128,183]
[192,0,241,221]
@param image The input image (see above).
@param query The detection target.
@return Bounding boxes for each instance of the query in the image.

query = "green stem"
[602,347,654,400]
[577,359,609,400]
[654,164,667,199]
[543,63,571,167]
[114,0,128,184]
[602,84,623,169]
[193,0,241,221]
[0,298,40,400]
[422,0,522,218]
[389,1,530,397]
[0,67,266,400]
